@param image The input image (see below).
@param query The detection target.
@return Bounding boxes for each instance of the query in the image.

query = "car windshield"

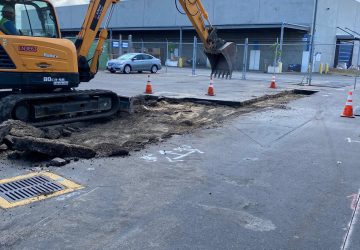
[117,54,136,60]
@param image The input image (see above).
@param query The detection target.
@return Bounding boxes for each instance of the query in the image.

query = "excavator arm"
[177,0,236,78]
[75,0,120,82]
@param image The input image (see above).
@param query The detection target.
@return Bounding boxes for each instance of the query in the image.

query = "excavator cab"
[0,0,60,38]
[0,0,79,91]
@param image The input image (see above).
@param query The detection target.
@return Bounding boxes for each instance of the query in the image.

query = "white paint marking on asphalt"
[141,145,204,163]
[140,154,158,162]
[165,156,183,163]
[348,194,359,210]
[346,138,360,144]
[74,187,99,202]
[199,204,276,232]
[55,191,82,201]
[160,145,204,162]
[341,190,360,250]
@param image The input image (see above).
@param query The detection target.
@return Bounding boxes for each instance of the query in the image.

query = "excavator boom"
[177,0,236,79]
[75,0,119,82]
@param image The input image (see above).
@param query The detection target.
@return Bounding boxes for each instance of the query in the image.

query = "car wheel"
[123,65,131,74]
[151,65,158,73]
[109,69,116,73]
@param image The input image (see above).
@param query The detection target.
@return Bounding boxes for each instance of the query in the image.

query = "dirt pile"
[66,99,238,153]
[0,120,96,161]
[5,136,96,159]
[66,94,302,154]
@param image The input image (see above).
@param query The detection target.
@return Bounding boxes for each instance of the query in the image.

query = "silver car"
[106,53,162,74]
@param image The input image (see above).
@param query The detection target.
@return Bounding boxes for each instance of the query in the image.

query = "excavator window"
[0,0,59,38]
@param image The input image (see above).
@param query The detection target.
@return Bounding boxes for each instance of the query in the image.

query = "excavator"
[0,0,235,126]
[176,0,236,78]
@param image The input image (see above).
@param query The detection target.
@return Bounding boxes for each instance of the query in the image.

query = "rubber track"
[0,89,121,127]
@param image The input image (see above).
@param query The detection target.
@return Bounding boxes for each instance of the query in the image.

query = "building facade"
[56,0,360,72]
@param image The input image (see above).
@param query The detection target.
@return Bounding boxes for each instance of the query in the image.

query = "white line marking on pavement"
[346,138,360,144]
[348,194,359,211]
[55,191,81,201]
[141,145,204,163]
[341,190,360,250]
[140,154,158,162]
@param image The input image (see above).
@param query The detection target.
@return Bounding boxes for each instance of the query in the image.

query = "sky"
[50,0,89,7]
[50,0,131,7]
[51,0,360,7]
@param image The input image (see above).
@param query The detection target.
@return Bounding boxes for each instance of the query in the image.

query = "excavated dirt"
[60,92,303,154]
[0,92,304,165]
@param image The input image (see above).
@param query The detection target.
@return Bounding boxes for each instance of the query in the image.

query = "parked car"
[106,53,162,74]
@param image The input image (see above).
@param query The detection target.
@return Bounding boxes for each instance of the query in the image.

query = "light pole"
[307,0,318,85]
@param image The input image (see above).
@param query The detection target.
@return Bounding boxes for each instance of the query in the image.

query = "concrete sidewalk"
[79,68,348,105]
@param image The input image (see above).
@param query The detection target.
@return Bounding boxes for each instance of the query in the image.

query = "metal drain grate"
[0,175,65,202]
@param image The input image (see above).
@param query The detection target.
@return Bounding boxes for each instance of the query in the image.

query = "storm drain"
[0,176,64,202]
[0,172,83,209]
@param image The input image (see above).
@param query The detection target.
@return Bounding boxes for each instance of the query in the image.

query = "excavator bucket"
[205,42,236,79]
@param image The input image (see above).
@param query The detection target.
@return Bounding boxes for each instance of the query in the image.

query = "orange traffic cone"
[145,75,153,94]
[269,75,276,89]
[341,91,355,118]
[206,78,215,96]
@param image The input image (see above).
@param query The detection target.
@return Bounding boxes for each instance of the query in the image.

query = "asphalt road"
[0,72,359,249]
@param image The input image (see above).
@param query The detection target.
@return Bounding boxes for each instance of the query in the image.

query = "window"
[118,54,136,60]
[0,0,59,37]
[143,54,153,60]
[134,54,144,60]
